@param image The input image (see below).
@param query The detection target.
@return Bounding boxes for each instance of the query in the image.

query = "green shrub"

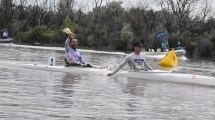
[62,16,75,33]
[193,38,213,58]
[19,26,56,44]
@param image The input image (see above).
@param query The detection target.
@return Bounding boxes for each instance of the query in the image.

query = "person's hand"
[86,64,93,67]
[80,63,93,67]
[107,72,113,76]
[66,57,73,63]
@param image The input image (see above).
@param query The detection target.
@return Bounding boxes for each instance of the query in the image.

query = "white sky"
[13,0,215,17]
[76,0,215,17]
[76,0,159,11]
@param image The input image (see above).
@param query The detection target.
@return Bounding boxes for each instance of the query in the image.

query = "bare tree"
[92,0,104,22]
[156,0,175,33]
[37,0,49,26]
[18,0,49,28]
[155,0,211,34]
[198,0,212,22]
[58,0,75,17]
[0,0,14,25]
[14,0,28,21]
[137,5,157,34]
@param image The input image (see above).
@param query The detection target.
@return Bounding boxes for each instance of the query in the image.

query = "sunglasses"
[135,45,142,48]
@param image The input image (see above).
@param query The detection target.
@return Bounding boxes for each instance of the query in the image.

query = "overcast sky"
[76,0,215,16]
[17,0,215,17]
[76,0,159,11]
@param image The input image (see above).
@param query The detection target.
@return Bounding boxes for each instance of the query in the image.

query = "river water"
[0,45,215,120]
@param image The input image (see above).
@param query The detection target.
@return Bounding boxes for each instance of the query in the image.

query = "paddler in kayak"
[107,40,153,76]
[62,28,91,67]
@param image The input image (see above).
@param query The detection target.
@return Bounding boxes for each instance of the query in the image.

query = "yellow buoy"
[159,49,178,67]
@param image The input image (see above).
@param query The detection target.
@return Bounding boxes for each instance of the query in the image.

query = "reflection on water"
[0,45,215,119]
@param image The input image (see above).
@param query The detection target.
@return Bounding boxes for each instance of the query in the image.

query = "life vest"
[66,47,82,64]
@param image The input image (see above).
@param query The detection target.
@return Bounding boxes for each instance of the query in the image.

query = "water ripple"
[0,45,215,119]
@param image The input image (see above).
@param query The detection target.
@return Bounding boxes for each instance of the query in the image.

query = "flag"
[155,31,167,39]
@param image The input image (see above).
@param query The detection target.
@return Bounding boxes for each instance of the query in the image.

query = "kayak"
[1,61,215,86]
[116,71,215,86]
[0,43,126,55]
[146,49,186,57]
[0,38,13,43]
[0,61,108,75]
[0,44,188,60]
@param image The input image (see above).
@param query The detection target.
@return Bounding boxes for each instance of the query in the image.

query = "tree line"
[0,0,215,59]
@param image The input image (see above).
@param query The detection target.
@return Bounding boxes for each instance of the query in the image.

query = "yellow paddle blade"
[159,49,178,67]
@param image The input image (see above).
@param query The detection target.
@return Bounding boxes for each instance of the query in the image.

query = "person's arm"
[144,59,153,70]
[80,56,85,64]
[107,55,129,76]
[65,38,70,57]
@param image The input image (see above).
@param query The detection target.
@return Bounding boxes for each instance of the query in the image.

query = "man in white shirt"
[107,40,153,76]
[62,28,92,67]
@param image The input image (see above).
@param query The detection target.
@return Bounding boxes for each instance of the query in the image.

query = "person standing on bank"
[161,41,168,52]
[62,28,85,66]
[107,40,153,76]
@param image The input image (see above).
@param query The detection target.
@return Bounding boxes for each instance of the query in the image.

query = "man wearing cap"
[107,40,153,76]
[62,28,86,66]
